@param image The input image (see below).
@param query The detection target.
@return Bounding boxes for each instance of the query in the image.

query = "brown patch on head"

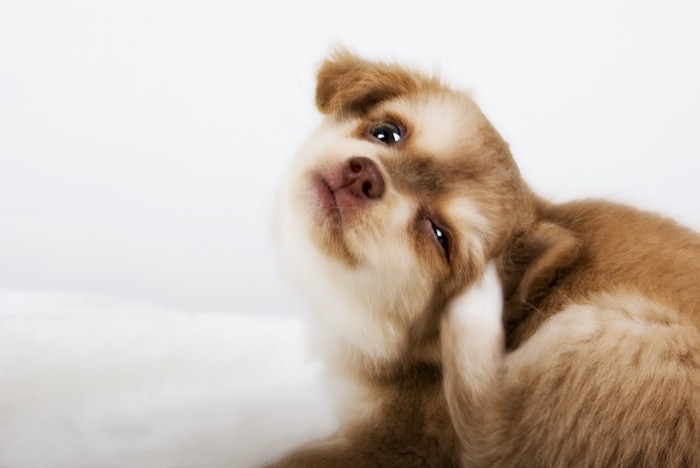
[315,49,442,116]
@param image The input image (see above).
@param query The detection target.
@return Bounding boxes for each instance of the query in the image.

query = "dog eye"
[430,221,450,257]
[369,122,403,145]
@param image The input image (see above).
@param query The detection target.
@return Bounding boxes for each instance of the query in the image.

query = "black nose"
[342,157,385,200]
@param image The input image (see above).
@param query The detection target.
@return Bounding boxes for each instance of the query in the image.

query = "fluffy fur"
[266,51,700,467]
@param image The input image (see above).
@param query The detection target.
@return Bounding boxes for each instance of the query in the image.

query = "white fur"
[383,93,483,159]
[276,171,430,365]
[444,197,492,265]
[446,263,503,337]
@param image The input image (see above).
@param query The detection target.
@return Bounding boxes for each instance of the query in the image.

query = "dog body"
[268,52,700,467]
[443,202,700,466]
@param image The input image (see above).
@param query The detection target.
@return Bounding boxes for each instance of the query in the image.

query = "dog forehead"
[383,91,484,160]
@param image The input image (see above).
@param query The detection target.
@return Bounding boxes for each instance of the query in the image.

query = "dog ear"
[315,49,438,115]
[502,222,582,317]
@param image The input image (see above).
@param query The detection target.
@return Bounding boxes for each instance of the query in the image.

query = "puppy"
[267,51,700,467]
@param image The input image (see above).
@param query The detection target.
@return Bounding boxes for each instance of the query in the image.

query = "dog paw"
[443,262,503,337]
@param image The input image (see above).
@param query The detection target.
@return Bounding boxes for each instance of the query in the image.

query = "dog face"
[275,52,532,369]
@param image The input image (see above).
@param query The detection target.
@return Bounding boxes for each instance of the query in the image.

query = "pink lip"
[311,176,342,223]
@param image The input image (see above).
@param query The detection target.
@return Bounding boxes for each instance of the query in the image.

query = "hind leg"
[442,285,700,467]
[440,263,507,466]
[497,295,700,466]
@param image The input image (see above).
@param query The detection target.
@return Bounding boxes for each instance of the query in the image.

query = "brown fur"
[505,200,700,348]
[315,50,442,116]
[266,51,700,467]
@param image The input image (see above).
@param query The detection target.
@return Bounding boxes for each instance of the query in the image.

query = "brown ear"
[502,221,582,318]
[315,49,438,115]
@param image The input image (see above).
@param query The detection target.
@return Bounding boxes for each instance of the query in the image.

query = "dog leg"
[264,429,459,468]
[262,437,356,468]
[441,262,505,466]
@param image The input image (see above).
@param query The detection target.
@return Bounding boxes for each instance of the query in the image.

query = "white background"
[1,1,699,467]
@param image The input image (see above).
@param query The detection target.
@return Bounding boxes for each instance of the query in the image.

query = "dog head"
[275,51,540,374]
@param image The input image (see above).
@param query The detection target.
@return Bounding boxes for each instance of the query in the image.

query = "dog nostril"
[342,157,385,200]
[362,181,373,197]
[349,160,363,174]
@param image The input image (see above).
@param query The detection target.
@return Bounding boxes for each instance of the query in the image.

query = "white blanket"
[0,291,337,468]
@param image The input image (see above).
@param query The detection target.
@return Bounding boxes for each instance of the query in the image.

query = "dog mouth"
[312,175,343,225]
[307,174,360,265]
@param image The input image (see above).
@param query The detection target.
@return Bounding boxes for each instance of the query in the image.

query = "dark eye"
[430,221,450,258]
[369,122,403,145]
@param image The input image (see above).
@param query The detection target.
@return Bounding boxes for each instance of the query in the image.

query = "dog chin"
[273,203,408,368]
[274,149,434,369]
